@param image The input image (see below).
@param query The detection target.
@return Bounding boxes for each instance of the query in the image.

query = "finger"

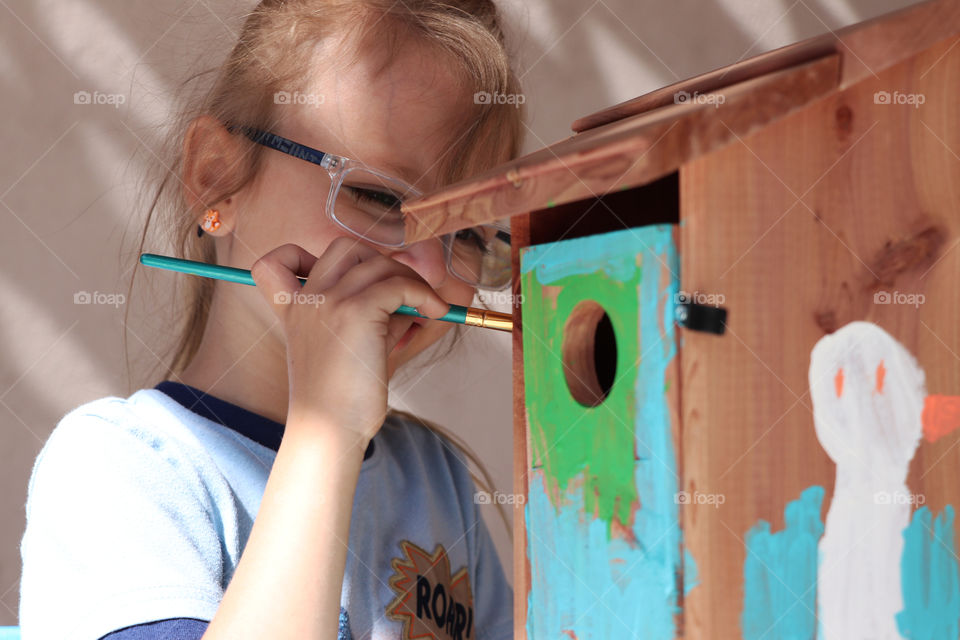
[250,243,318,311]
[303,235,380,294]
[327,253,422,302]
[351,275,451,322]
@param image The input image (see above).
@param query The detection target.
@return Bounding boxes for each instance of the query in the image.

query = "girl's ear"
[182,115,247,234]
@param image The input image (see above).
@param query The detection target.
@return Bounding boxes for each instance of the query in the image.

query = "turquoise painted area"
[741,485,824,640]
[522,226,691,640]
[520,227,662,283]
[526,473,681,638]
[632,226,685,630]
[684,549,699,596]
[897,506,960,639]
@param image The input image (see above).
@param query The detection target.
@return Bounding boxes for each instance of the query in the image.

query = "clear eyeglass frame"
[226,124,512,291]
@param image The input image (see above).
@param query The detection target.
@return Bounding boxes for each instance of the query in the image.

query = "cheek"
[234,212,343,270]
[233,163,349,263]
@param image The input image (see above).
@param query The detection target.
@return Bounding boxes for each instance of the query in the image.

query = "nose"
[386,237,447,290]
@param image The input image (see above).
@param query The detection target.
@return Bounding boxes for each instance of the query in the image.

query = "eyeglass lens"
[334,167,412,246]
[448,227,511,290]
[333,167,511,289]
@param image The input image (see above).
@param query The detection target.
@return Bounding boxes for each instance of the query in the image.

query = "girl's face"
[216,38,479,378]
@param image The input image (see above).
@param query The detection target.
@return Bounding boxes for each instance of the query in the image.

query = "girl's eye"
[344,186,402,211]
[455,227,489,252]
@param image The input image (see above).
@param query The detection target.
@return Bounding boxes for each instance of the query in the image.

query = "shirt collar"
[154,380,374,460]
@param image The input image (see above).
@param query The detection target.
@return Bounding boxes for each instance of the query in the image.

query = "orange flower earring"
[197,209,221,237]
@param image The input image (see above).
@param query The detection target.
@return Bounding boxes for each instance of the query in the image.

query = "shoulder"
[40,391,204,466]
[27,389,226,514]
[20,392,231,639]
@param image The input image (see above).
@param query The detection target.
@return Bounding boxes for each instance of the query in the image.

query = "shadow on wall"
[500,0,923,151]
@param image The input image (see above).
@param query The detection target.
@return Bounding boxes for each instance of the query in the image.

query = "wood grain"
[678,34,960,639]
[511,212,530,640]
[402,54,839,244]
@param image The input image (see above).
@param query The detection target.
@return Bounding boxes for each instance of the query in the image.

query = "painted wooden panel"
[678,34,960,639]
[495,7,960,637]
[519,225,689,639]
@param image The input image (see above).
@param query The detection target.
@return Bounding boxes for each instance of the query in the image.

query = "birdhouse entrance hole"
[562,300,618,407]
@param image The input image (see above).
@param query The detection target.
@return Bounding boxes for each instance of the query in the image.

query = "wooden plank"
[519,226,686,639]
[571,0,960,132]
[401,54,839,244]
[678,35,960,639]
[510,212,530,640]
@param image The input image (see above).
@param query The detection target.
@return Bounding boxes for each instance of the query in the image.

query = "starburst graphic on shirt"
[386,539,475,640]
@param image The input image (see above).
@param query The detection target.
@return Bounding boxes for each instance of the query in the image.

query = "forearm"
[202,418,368,640]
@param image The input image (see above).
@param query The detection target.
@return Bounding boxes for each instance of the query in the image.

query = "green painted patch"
[520,226,677,537]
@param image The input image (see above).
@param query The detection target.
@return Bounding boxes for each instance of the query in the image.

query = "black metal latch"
[674,293,727,335]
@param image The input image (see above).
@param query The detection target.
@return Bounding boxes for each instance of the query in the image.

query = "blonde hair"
[123,0,524,537]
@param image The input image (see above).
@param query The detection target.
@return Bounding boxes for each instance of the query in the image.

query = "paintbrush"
[140,253,513,332]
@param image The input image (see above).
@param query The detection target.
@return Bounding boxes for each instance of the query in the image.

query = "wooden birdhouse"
[401,0,960,637]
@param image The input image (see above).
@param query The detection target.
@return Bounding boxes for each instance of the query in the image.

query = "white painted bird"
[808,321,925,639]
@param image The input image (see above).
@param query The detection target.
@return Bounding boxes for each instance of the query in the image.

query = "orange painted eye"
[835,368,844,398]
[875,360,886,394]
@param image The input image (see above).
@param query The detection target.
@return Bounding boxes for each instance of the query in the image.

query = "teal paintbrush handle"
[140,253,469,324]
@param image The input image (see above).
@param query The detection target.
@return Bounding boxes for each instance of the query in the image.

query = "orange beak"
[922,395,960,443]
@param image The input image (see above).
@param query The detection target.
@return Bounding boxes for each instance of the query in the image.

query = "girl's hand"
[250,238,450,444]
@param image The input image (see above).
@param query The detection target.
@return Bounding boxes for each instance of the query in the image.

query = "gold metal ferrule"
[464,308,513,332]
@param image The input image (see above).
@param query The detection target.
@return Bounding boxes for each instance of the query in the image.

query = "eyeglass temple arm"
[226,124,329,168]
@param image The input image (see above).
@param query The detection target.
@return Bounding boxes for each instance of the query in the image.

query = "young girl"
[19,1,524,639]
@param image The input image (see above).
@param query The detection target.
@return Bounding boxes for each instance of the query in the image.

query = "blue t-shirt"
[19,382,512,640]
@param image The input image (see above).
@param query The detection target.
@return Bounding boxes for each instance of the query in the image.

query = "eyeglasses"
[226,125,512,291]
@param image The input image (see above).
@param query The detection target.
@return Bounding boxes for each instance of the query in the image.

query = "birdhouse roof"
[402,0,959,244]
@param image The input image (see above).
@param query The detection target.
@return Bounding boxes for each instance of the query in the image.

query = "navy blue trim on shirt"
[98,607,355,640]
[99,617,208,640]
[154,381,374,460]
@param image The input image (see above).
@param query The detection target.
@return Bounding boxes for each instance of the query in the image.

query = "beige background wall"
[0,0,918,624]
